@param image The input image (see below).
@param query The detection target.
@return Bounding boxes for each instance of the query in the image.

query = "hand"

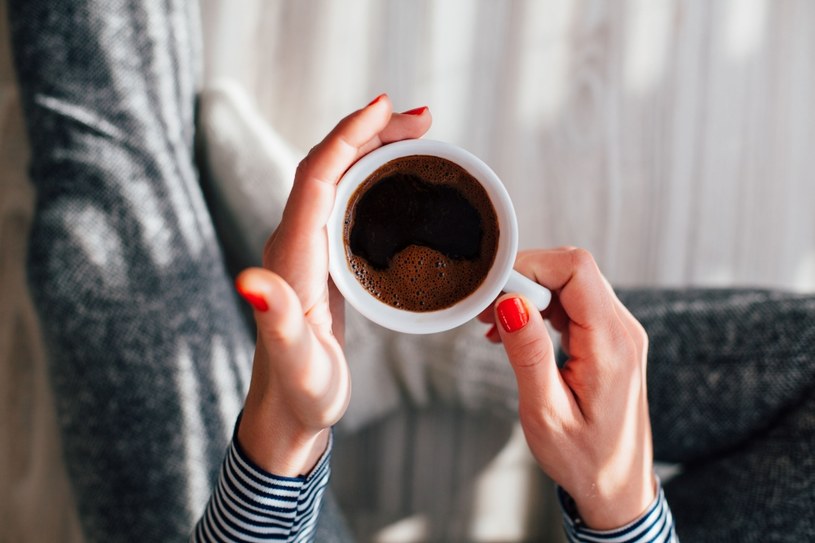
[235,95,431,476]
[480,248,655,530]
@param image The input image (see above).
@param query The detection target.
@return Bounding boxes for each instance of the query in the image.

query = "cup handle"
[504,270,552,311]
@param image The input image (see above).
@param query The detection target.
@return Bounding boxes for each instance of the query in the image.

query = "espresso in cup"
[329,140,550,334]
[343,155,499,312]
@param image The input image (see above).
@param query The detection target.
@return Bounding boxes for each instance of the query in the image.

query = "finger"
[514,249,626,354]
[328,278,345,348]
[477,303,496,324]
[540,294,569,333]
[599,274,641,339]
[478,300,500,342]
[236,268,349,426]
[235,268,315,365]
[494,294,578,419]
[357,106,433,157]
[600,276,649,372]
[281,95,395,237]
[484,323,501,343]
[282,96,433,239]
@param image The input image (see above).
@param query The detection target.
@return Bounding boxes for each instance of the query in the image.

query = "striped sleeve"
[557,479,678,543]
[191,430,332,543]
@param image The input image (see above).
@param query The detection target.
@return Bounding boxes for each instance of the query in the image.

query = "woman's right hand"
[481,248,655,530]
[234,95,431,477]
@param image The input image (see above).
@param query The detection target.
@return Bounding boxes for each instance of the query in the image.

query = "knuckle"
[632,321,648,351]
[264,324,298,349]
[518,408,545,436]
[266,316,301,348]
[296,152,315,177]
[569,247,596,273]
[295,161,307,179]
[515,250,533,266]
[516,248,542,260]
[624,344,640,372]
[605,321,639,374]
[514,251,538,276]
[509,337,549,369]
[618,334,641,374]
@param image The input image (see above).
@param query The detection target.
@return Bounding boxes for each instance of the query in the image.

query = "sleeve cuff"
[192,418,332,542]
[557,477,678,542]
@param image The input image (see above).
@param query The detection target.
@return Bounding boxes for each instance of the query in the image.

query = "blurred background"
[2,0,814,541]
[201,0,815,290]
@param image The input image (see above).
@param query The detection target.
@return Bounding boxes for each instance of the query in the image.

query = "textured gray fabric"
[8,1,352,542]
[620,289,815,542]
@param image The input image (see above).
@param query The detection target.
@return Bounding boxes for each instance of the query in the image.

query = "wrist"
[237,389,330,477]
[570,472,657,531]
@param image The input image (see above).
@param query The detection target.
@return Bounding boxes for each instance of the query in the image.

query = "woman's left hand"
[235,95,431,476]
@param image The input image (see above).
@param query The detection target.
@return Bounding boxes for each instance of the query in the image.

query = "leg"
[619,288,815,541]
[8,1,354,541]
[10,0,249,540]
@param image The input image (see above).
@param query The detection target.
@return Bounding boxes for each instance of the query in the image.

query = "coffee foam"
[344,155,499,312]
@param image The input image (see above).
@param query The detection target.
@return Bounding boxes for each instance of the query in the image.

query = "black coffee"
[343,155,499,312]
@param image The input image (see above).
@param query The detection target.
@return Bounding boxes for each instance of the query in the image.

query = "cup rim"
[327,139,518,334]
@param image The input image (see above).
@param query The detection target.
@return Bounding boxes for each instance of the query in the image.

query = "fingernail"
[497,297,529,333]
[401,106,428,116]
[236,282,269,312]
[485,323,502,343]
[367,93,387,107]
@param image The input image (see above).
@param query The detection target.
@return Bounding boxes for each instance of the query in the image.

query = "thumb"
[495,294,571,415]
[236,268,349,432]
[235,267,314,367]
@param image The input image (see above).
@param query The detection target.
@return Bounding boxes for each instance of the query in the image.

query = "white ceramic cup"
[327,139,551,334]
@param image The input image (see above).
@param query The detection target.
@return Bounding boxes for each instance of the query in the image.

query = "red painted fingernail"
[236,282,269,312]
[497,297,529,333]
[401,106,428,116]
[484,323,497,338]
[367,93,387,106]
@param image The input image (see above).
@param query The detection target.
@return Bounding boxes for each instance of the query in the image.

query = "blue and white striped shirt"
[194,432,677,542]
[558,481,678,542]
[192,433,331,542]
